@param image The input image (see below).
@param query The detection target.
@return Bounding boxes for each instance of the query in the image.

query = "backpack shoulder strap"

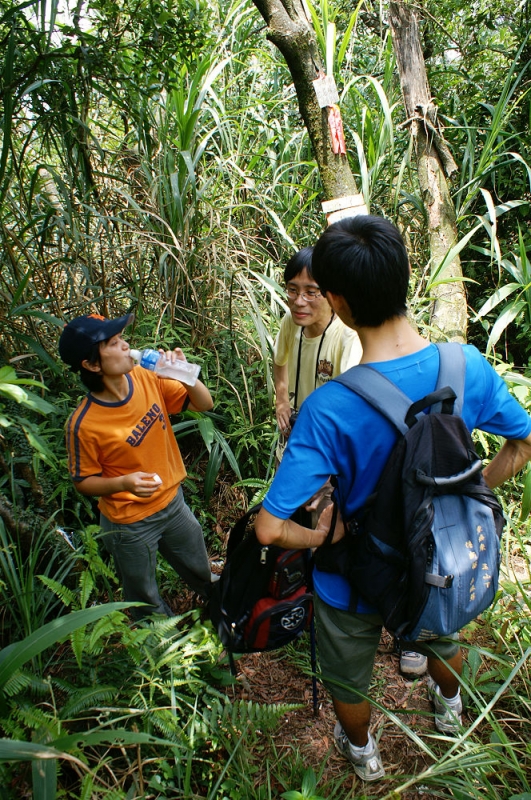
[434,343,465,416]
[227,503,262,557]
[334,365,411,435]
[334,343,467,432]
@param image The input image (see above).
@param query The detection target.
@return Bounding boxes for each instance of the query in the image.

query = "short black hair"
[312,216,409,327]
[283,246,314,283]
[79,342,105,393]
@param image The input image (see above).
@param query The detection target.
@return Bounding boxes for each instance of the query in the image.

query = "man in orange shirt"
[60,313,215,620]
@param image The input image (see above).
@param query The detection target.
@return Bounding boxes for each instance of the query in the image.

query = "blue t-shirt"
[263,343,531,611]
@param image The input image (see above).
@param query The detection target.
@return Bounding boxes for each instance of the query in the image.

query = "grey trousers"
[100,488,212,620]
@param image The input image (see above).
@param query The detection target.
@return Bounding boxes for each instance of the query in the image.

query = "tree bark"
[252,0,466,338]
[389,1,467,342]
[252,0,362,203]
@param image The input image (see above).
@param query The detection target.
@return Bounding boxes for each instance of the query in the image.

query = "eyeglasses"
[286,286,322,302]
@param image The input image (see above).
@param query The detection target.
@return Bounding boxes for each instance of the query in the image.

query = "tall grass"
[0,521,76,642]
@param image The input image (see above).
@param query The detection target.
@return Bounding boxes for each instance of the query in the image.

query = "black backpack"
[315,343,505,642]
[209,505,313,660]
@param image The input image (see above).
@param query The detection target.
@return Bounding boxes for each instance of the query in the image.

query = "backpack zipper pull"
[260,546,268,564]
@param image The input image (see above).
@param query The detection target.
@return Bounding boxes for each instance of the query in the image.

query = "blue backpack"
[315,343,504,642]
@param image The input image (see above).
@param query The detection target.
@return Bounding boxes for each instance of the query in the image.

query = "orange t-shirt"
[65,367,189,523]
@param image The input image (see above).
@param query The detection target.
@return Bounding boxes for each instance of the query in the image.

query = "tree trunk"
[252,0,466,338]
[389,1,467,342]
[252,0,366,214]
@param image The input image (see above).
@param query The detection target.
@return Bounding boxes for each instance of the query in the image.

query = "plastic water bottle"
[129,349,200,386]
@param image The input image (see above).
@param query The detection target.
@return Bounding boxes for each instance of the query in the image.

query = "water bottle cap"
[129,349,141,362]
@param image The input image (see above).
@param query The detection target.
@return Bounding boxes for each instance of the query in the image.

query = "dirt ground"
[173,489,483,798]
[220,629,458,800]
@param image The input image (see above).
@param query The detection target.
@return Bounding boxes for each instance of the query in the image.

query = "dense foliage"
[0,0,530,797]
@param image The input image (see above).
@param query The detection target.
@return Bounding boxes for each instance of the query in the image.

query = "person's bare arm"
[255,503,343,549]
[274,361,291,432]
[185,379,213,412]
[76,472,162,498]
[483,432,531,489]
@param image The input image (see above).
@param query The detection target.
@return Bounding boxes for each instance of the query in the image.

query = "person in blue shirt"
[255,215,531,782]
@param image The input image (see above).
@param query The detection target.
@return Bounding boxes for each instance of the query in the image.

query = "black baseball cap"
[59,313,134,372]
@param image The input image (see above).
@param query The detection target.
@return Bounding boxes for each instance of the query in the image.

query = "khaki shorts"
[314,594,460,704]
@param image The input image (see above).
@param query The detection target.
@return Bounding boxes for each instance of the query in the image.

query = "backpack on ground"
[314,342,505,642]
[209,505,313,659]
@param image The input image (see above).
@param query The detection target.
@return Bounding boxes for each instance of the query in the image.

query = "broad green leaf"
[204,442,223,502]
[20,421,58,463]
[0,384,32,403]
[14,332,60,372]
[0,604,133,689]
[0,366,18,381]
[475,283,520,317]
[51,728,187,752]
[172,419,201,435]
[213,429,242,480]
[326,22,335,77]
[486,301,525,353]
[197,415,215,450]
[32,754,57,800]
[0,385,55,414]
[0,367,51,390]
[21,79,58,96]
[428,221,483,285]
[337,1,363,69]
[0,739,64,761]
[301,767,318,795]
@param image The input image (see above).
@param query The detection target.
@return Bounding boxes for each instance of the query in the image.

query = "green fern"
[70,626,86,669]
[47,675,76,695]
[142,612,191,637]
[79,774,95,800]
[87,612,131,651]
[24,675,55,697]
[60,686,118,718]
[223,699,303,728]
[37,575,78,608]
[10,702,59,735]
[97,789,127,800]
[78,569,95,610]
[2,670,34,698]
[145,708,184,741]
[231,477,272,506]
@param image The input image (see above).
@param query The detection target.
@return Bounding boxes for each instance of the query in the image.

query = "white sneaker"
[427,677,463,733]
[333,723,385,781]
[400,650,428,677]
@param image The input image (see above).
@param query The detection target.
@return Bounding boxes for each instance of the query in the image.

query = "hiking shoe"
[333,723,385,781]
[400,650,428,677]
[428,677,463,734]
